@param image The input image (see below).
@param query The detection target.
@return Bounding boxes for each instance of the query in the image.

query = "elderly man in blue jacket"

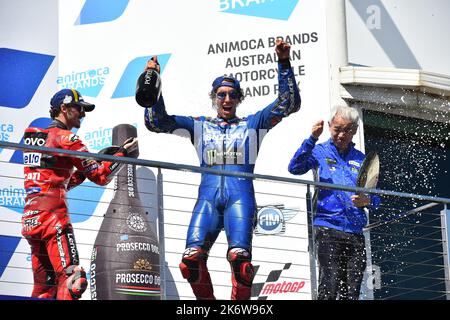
[288,105,380,300]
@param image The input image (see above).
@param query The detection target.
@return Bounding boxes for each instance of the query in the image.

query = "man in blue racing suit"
[288,105,380,300]
[141,39,301,300]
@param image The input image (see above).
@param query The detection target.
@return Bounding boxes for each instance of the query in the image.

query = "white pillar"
[325,0,366,152]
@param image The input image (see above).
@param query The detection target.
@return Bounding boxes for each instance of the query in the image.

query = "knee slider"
[179,247,207,283]
[227,248,255,286]
[65,265,87,299]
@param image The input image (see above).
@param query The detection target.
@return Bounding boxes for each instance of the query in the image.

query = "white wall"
[346,0,450,75]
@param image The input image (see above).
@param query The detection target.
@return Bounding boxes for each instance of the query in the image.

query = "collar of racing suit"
[47,119,69,130]
[213,116,241,127]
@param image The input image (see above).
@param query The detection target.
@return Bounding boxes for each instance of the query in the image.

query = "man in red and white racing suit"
[22,88,137,299]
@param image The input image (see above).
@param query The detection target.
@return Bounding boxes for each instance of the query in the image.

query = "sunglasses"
[69,104,85,113]
[216,91,240,100]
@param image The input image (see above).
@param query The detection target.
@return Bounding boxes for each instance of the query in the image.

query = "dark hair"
[49,107,61,119]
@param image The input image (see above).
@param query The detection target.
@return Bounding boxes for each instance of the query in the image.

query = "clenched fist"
[312,120,324,139]
[144,56,160,73]
[275,39,291,60]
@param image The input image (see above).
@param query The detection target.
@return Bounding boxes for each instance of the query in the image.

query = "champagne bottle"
[90,124,160,300]
[135,68,161,107]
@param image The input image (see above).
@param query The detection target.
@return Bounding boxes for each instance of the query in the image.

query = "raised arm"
[64,135,138,186]
[288,121,323,175]
[247,39,301,130]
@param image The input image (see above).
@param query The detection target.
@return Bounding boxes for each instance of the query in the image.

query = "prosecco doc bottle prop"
[90,124,160,300]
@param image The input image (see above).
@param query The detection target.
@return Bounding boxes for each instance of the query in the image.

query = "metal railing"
[0,140,449,300]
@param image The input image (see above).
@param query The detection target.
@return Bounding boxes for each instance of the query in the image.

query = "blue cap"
[211,75,241,93]
[50,88,95,112]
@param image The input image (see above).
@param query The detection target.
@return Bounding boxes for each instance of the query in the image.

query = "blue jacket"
[288,135,380,234]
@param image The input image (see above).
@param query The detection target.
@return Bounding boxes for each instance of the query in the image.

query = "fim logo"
[251,263,306,300]
[254,205,298,235]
